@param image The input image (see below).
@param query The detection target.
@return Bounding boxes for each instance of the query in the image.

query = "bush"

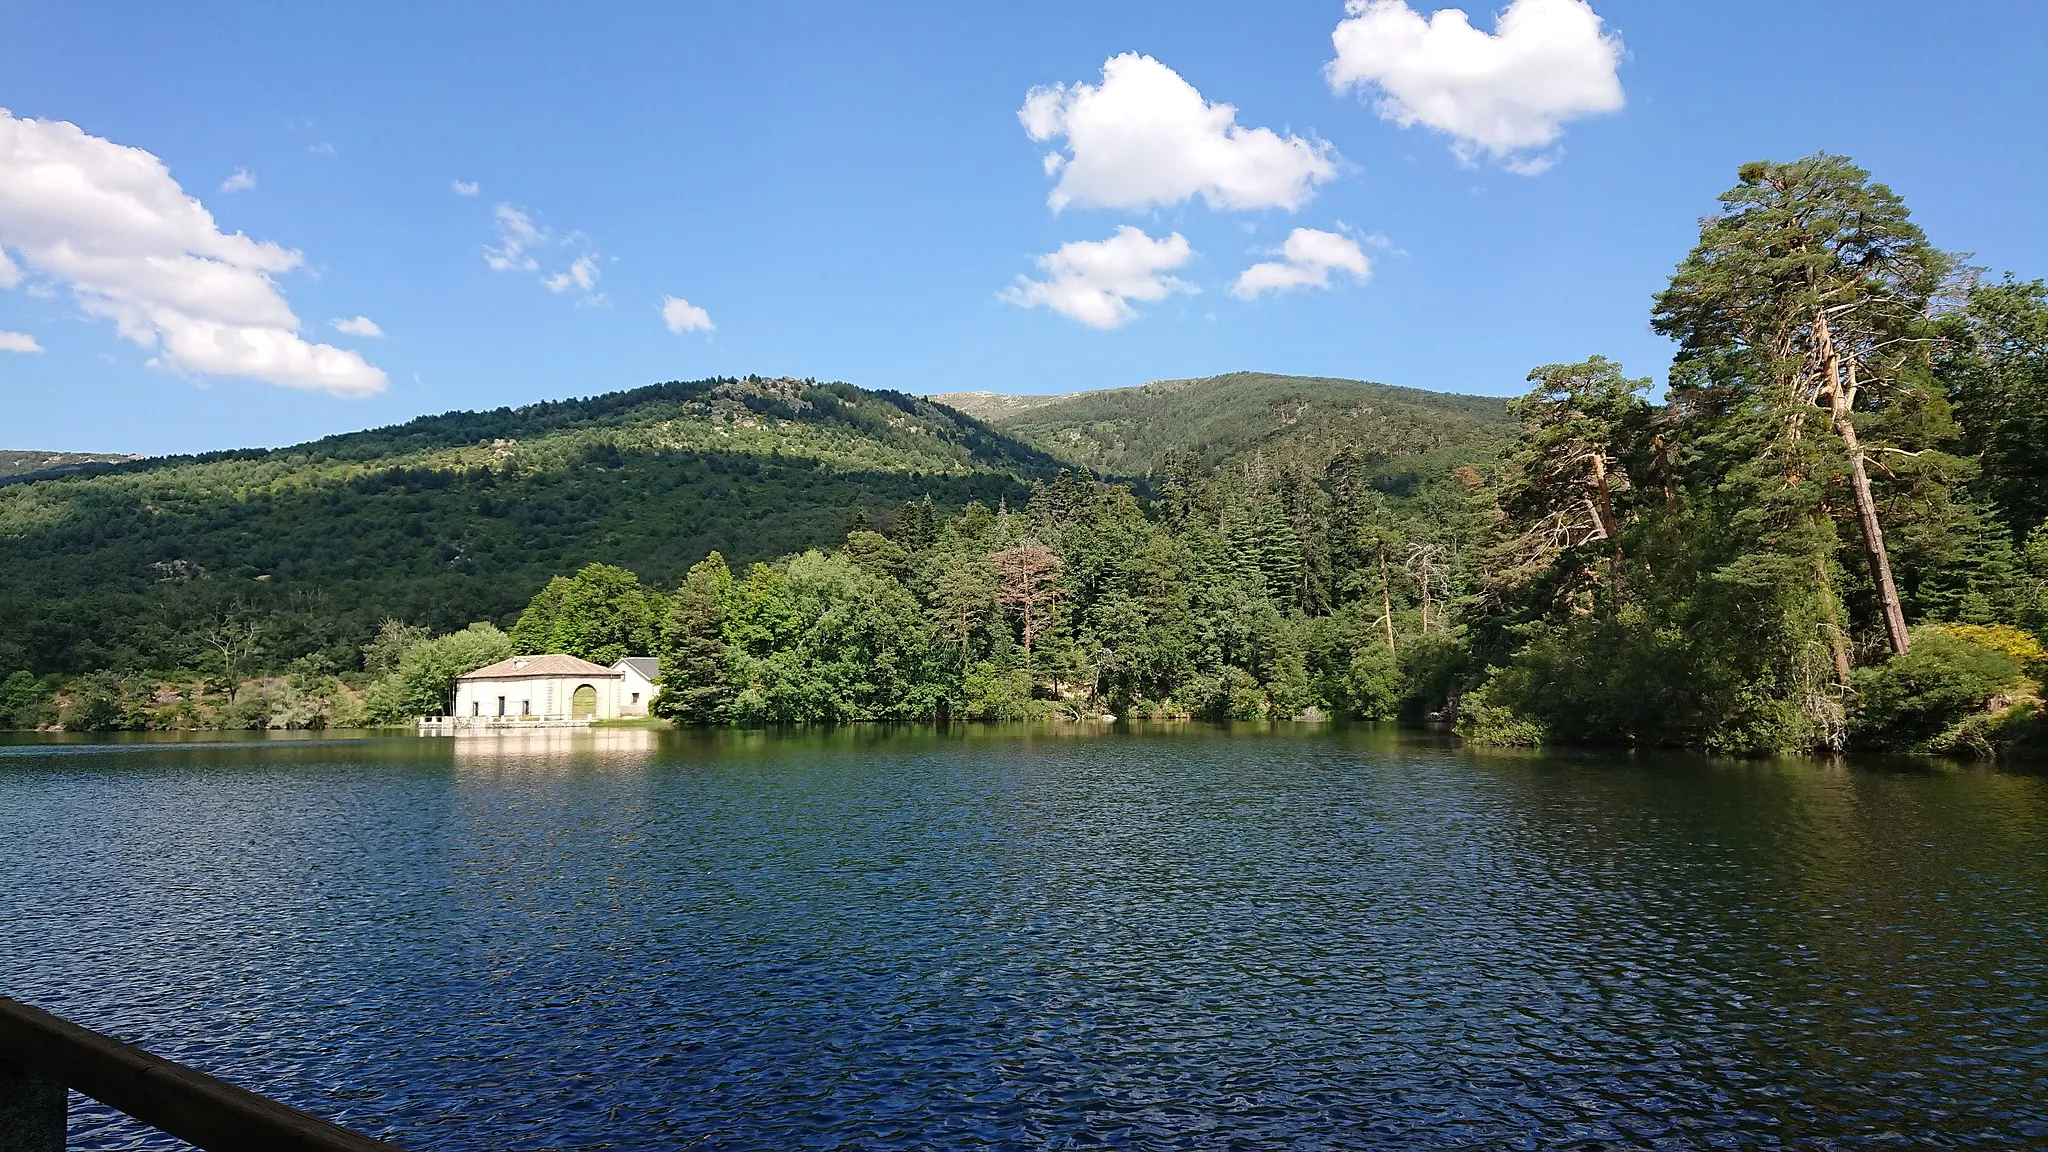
[1932,623,2048,679]
[0,670,56,730]
[1850,628,2025,750]
[1341,643,1403,720]
[959,661,1035,721]
[1455,684,1545,746]
[361,623,514,724]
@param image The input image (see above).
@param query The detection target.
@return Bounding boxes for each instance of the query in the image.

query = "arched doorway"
[571,684,597,718]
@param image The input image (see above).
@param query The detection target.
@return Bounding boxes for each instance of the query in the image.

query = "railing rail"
[0,997,400,1152]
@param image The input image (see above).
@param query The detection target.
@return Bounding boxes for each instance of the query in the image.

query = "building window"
[497,696,506,717]
[521,700,530,716]
[631,692,640,704]
[471,701,479,716]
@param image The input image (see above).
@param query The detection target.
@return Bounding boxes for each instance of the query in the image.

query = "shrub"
[1931,623,2048,680]
[1455,684,1544,746]
[0,670,56,730]
[1850,628,2024,750]
[959,661,1035,721]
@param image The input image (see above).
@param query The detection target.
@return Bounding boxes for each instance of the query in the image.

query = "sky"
[1,0,2044,456]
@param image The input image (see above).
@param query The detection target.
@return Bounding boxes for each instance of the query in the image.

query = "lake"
[2,726,2044,1149]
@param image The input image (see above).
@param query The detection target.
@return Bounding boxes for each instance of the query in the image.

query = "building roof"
[613,657,659,680]
[457,654,623,681]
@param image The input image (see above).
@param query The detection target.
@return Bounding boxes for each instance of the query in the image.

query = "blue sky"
[2,0,2044,455]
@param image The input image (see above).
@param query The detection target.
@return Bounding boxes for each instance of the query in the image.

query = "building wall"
[616,667,658,716]
[452,675,620,721]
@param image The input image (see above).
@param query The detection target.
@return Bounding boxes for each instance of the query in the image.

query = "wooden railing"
[0,997,400,1152]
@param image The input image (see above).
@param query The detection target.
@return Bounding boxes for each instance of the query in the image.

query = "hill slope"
[0,377,1056,674]
[0,450,143,484]
[936,371,1513,490]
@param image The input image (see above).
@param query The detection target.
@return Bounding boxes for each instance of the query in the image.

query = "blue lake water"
[2,726,2045,1149]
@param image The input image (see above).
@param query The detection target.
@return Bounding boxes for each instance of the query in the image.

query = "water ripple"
[2,728,2044,1149]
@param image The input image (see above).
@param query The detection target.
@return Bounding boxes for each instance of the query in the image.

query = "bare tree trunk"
[1818,334,1910,656]
[1814,559,1854,689]
[1379,549,1397,652]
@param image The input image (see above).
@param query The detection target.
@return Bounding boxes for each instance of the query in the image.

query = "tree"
[362,618,430,676]
[202,614,264,701]
[1404,543,1448,635]
[990,540,1062,668]
[362,623,513,723]
[509,563,664,665]
[1940,278,2048,538]
[927,552,998,668]
[1654,154,1952,657]
[655,553,733,724]
[1500,357,1651,599]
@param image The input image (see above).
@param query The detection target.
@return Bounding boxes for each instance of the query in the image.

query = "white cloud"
[482,203,605,302]
[331,315,383,337]
[544,253,599,297]
[451,180,479,196]
[0,329,42,352]
[1233,227,1373,300]
[0,247,17,288]
[483,204,543,272]
[307,141,336,156]
[1327,0,1623,170]
[220,167,256,193]
[0,107,386,396]
[661,296,713,334]
[1021,54,1339,213]
[1001,225,1195,329]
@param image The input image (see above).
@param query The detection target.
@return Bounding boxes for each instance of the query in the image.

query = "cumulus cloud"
[544,253,599,297]
[661,296,713,334]
[1001,225,1195,329]
[331,315,383,337]
[1021,54,1338,213]
[1233,228,1373,300]
[1327,0,1623,170]
[0,329,42,352]
[451,180,479,196]
[0,107,386,396]
[220,167,256,193]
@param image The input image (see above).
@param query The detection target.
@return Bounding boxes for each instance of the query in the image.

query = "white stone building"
[611,657,660,716]
[451,655,625,722]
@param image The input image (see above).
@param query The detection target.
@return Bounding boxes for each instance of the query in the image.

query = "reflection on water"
[0,727,2043,1150]
[445,726,661,766]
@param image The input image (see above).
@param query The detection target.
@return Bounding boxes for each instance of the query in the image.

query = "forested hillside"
[6,156,2044,758]
[0,376,1055,676]
[938,371,1513,493]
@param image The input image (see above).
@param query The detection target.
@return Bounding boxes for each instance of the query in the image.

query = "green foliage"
[944,371,1512,487]
[959,661,1034,721]
[0,671,57,730]
[655,553,734,724]
[510,563,663,664]
[1940,279,2048,538]
[1454,686,1545,747]
[0,376,1047,677]
[361,623,513,724]
[1850,629,2025,751]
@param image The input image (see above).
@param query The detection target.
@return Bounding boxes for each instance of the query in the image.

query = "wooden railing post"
[0,998,400,1151]
[0,1058,66,1152]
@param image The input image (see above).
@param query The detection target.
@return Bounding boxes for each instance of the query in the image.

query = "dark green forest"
[0,377,1052,678]
[5,155,2045,758]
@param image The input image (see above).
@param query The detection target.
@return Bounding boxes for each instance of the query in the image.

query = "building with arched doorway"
[447,655,626,724]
